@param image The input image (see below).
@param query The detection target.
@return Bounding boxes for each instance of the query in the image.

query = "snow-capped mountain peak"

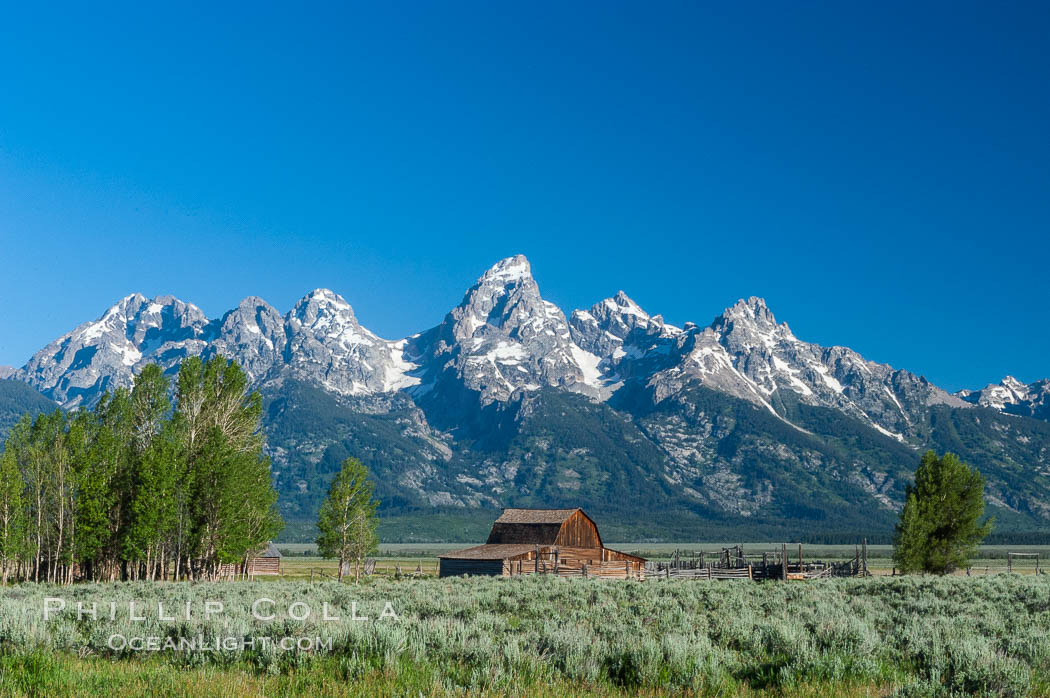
[12,257,1032,440]
[287,288,369,344]
[408,255,606,406]
[16,293,213,406]
[714,296,795,344]
[477,254,532,285]
[957,375,1050,419]
[604,290,648,319]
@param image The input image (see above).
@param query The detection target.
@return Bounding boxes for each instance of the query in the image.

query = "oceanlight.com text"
[107,635,335,652]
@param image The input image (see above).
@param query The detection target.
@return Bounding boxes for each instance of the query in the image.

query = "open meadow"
[273,543,1050,579]
[1,574,1048,696]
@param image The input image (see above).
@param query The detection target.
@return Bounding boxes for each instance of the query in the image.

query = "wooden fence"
[510,557,645,580]
[646,542,870,582]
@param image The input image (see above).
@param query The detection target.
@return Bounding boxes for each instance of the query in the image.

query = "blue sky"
[0,1,1047,391]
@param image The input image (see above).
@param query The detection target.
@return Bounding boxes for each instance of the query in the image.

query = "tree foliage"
[0,356,282,583]
[316,457,378,581]
[893,450,993,574]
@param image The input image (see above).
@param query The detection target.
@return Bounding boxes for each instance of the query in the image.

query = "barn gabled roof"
[260,541,282,558]
[493,508,582,524]
[486,508,599,546]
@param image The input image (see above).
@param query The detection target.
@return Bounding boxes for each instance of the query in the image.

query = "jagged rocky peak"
[413,255,604,405]
[713,296,790,338]
[707,296,803,361]
[635,294,975,442]
[594,291,650,332]
[0,366,15,379]
[280,288,417,396]
[15,292,213,407]
[477,253,532,284]
[448,255,550,339]
[287,288,361,332]
[209,296,286,381]
[449,255,546,341]
[126,294,212,346]
[569,290,678,364]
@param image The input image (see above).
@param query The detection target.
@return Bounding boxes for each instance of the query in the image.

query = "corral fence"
[507,547,646,580]
[946,552,1044,576]
[645,542,871,582]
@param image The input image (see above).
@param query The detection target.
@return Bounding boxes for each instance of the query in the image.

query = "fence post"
[798,543,802,569]
[781,543,787,580]
[1008,554,1012,574]
[310,568,314,584]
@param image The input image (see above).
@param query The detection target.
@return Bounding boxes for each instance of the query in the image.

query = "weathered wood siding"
[553,510,602,548]
[251,557,281,575]
[603,549,646,564]
[438,558,506,577]
[218,556,281,577]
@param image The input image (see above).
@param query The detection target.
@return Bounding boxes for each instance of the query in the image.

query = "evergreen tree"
[316,457,379,582]
[893,450,993,574]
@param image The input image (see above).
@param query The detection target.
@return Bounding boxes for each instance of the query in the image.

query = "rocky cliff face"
[572,294,969,442]
[408,255,606,407]
[15,293,215,407]
[279,289,419,396]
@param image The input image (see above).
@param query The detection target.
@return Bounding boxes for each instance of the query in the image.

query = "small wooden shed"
[439,508,645,578]
[250,541,283,575]
[219,541,283,578]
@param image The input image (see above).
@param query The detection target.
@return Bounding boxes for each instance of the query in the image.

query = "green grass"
[0,651,907,697]
[1,575,1049,695]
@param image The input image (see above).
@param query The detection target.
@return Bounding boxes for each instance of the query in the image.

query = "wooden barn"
[439,508,645,579]
[219,541,283,578]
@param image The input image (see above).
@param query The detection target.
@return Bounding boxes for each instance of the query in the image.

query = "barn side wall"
[554,511,602,548]
[251,558,281,575]
[439,558,506,577]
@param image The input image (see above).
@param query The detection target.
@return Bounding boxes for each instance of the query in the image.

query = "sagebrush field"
[1,575,1048,696]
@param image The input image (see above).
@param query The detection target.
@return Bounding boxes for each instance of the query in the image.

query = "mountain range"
[5,255,1050,542]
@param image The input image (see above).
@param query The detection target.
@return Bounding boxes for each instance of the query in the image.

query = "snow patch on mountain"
[958,376,1050,420]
